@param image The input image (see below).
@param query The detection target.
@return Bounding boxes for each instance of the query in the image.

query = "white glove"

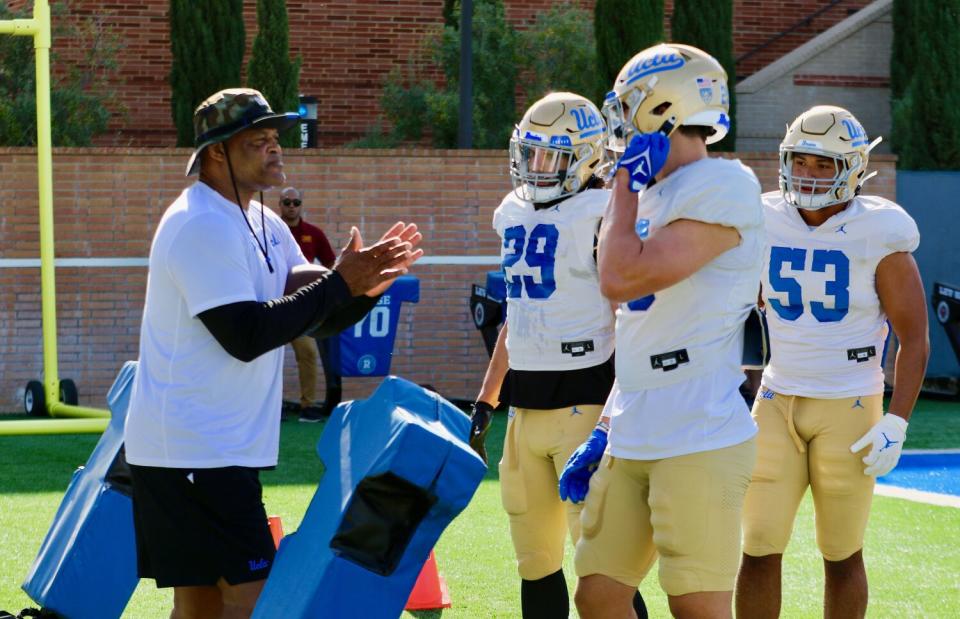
[850,413,908,477]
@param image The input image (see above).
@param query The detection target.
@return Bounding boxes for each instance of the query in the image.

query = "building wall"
[7,0,871,148]
[0,148,898,412]
[898,172,960,380]
[736,8,892,152]
[727,0,873,78]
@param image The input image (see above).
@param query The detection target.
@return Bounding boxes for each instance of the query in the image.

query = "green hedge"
[891,0,960,169]
[594,0,664,103]
[671,0,736,151]
[169,0,245,147]
[0,3,117,146]
[247,0,302,148]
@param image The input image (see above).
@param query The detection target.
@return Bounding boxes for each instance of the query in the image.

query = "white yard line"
[874,484,960,508]
[874,450,960,507]
[901,448,960,455]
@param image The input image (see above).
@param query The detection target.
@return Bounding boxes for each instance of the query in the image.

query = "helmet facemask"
[601,78,665,154]
[510,137,572,202]
[509,92,605,204]
[778,106,882,211]
[779,147,860,210]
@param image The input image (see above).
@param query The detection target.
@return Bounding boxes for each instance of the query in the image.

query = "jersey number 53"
[768,246,850,322]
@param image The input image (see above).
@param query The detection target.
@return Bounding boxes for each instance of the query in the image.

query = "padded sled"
[253,376,486,618]
[22,361,139,619]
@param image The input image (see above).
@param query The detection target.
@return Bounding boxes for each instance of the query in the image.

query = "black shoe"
[299,405,326,423]
[281,401,302,421]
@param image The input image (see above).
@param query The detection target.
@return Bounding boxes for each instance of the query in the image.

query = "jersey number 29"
[503,224,558,299]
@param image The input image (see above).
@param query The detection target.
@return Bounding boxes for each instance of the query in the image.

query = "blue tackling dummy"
[22,361,140,619]
[253,376,486,618]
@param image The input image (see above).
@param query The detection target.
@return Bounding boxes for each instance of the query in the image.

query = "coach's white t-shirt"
[125,182,306,469]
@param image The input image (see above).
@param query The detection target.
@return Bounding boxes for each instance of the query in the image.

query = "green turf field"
[1,398,958,617]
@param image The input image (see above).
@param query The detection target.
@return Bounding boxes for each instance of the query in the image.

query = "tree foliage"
[354,0,516,149]
[247,0,302,147]
[169,0,245,147]
[671,0,736,151]
[594,0,664,102]
[891,1,960,169]
[518,3,598,104]
[0,2,119,146]
[358,1,603,149]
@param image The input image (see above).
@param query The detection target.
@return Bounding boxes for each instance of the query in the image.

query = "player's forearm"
[887,333,929,421]
[598,171,648,301]
[476,324,509,407]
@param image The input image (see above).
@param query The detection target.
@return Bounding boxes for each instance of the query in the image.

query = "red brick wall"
[0,147,897,412]
[24,0,870,148]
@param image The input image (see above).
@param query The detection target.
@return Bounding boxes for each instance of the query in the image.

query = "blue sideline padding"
[22,361,139,619]
[253,376,486,619]
[337,275,419,377]
[484,270,506,314]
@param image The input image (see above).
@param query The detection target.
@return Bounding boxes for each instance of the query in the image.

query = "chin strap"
[656,116,677,137]
[224,148,274,274]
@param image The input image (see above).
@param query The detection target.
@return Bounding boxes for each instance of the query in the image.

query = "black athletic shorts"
[129,464,277,588]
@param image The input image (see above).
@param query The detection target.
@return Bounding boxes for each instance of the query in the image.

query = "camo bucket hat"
[185,88,300,176]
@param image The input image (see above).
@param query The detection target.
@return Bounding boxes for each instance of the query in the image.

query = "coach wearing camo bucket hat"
[124,87,424,618]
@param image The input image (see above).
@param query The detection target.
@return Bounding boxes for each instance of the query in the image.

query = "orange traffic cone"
[267,515,284,550]
[404,550,452,611]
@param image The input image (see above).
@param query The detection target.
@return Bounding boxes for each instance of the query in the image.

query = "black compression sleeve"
[197,270,378,362]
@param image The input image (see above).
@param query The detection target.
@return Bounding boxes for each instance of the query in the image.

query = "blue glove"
[615,133,670,192]
[558,427,608,504]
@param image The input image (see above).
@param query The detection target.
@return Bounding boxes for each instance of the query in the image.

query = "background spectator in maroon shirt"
[280,186,335,267]
[279,186,342,421]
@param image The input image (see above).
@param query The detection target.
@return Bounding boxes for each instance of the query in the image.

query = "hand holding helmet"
[615,133,671,191]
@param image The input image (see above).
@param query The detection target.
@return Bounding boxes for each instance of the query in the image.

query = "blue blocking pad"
[337,275,419,377]
[253,376,486,619]
[486,270,507,320]
[22,361,139,619]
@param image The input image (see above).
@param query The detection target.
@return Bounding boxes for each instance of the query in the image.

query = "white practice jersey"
[607,157,764,460]
[493,188,615,371]
[760,193,920,398]
[615,157,766,391]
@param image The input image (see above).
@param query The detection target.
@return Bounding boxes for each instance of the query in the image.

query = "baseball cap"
[185,87,300,176]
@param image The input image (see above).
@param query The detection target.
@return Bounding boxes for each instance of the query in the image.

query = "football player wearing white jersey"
[736,106,929,619]
[560,44,764,619]
[468,92,647,619]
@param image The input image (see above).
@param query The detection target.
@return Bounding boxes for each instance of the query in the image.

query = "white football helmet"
[509,92,606,203]
[779,105,882,210]
[602,43,730,152]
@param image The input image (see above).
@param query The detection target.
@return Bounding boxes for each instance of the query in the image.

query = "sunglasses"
[281,199,302,207]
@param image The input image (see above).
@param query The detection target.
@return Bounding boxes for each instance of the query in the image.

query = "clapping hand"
[334,222,424,297]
